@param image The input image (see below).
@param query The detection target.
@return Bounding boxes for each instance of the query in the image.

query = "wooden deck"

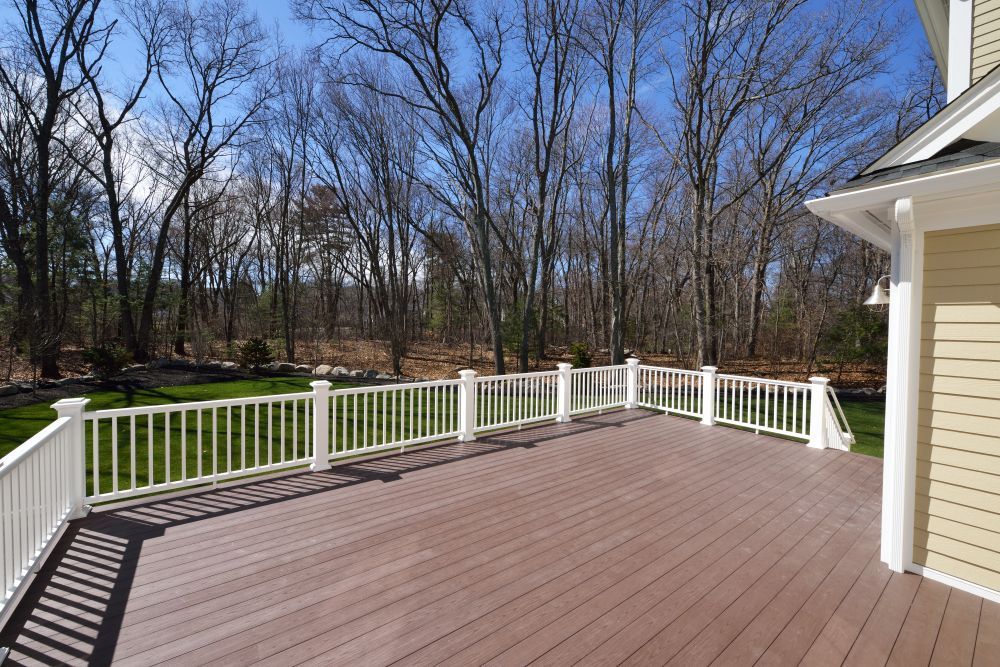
[2,410,999,666]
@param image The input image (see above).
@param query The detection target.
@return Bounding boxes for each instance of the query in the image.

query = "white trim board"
[806,157,1000,251]
[865,65,1000,174]
[909,563,1000,605]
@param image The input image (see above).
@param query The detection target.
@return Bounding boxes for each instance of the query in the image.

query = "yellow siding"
[915,224,1000,592]
[974,0,1000,85]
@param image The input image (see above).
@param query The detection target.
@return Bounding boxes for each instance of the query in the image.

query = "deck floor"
[2,410,999,666]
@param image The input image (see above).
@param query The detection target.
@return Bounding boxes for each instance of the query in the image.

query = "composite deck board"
[1,411,999,666]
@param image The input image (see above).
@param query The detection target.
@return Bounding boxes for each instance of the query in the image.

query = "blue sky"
[0,0,933,97]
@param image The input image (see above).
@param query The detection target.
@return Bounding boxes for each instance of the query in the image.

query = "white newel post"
[625,358,639,408]
[700,366,717,426]
[808,377,830,450]
[53,397,90,519]
[556,363,573,423]
[310,380,332,471]
[458,369,477,441]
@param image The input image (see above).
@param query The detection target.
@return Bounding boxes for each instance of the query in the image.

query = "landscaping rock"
[0,383,20,397]
[376,373,393,380]
[276,362,296,373]
[878,385,886,393]
[126,364,145,372]
[149,358,170,369]
[364,369,379,379]
[333,366,349,376]
[349,369,365,378]
[221,361,238,370]
[295,364,314,373]
[314,364,333,375]
[204,360,222,369]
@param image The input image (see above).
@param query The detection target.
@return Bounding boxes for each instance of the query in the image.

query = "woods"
[0,0,942,380]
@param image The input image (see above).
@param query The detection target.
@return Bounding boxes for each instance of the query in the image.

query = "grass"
[836,398,886,458]
[0,377,887,501]
[0,377,329,456]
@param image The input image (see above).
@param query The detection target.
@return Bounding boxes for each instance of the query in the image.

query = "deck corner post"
[458,369,478,441]
[310,380,332,471]
[625,358,640,408]
[52,397,90,519]
[699,367,717,426]
[556,363,573,423]
[808,377,830,449]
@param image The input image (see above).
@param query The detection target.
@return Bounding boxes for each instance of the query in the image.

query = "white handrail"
[2,363,857,520]
[712,373,813,441]
[824,388,855,451]
[1,417,76,627]
[83,391,316,503]
[569,364,629,415]
[635,365,703,417]
[826,387,855,443]
[83,391,316,418]
[475,371,560,431]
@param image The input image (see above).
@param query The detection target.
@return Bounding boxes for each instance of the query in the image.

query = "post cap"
[310,379,333,388]
[51,397,90,411]
[625,358,640,366]
[809,376,830,385]
[458,369,478,378]
[700,366,718,373]
[556,362,573,371]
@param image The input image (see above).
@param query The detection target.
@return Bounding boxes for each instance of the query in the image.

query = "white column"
[625,358,640,408]
[310,380,332,471]
[882,197,921,572]
[808,377,830,449]
[458,369,477,441]
[700,366,717,426]
[556,363,573,423]
[52,397,90,519]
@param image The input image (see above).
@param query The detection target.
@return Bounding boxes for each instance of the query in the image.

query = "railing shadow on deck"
[0,409,652,666]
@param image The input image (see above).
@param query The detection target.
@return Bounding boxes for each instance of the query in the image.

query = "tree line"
[0,0,942,379]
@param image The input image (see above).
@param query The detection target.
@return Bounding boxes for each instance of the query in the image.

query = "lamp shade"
[863,281,890,306]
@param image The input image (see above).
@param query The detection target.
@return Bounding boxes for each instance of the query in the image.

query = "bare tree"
[72,0,170,357]
[313,65,423,375]
[511,0,583,371]
[0,0,104,376]
[296,0,511,373]
[134,0,273,360]
[578,0,661,364]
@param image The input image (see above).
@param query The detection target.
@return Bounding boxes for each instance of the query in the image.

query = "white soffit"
[914,0,948,80]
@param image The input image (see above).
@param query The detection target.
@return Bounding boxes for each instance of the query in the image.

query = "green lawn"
[0,378,887,500]
[837,398,886,458]
[0,377,329,457]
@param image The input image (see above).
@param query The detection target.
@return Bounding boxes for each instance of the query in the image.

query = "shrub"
[568,341,592,369]
[236,337,275,370]
[82,344,132,379]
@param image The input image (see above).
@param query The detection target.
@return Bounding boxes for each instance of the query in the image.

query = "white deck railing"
[0,359,854,626]
[1,408,84,629]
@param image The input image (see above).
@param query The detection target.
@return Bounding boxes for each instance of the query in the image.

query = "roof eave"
[807,157,1000,251]
[914,0,948,81]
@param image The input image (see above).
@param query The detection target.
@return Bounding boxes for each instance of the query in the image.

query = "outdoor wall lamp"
[863,275,891,307]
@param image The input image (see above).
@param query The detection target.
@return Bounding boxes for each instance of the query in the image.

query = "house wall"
[973,0,1000,83]
[915,223,1000,592]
